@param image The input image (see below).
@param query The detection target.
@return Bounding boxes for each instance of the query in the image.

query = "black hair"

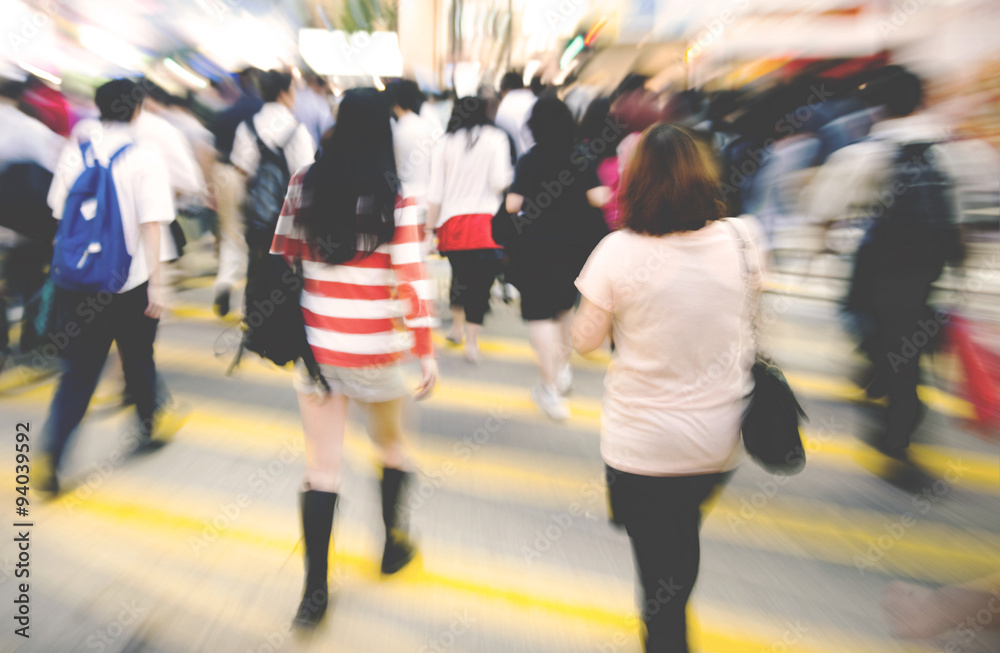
[259,70,293,103]
[578,97,611,142]
[96,79,146,123]
[0,79,26,101]
[528,97,575,154]
[298,87,396,265]
[867,67,923,117]
[612,74,648,101]
[500,72,524,94]
[386,79,425,114]
[446,96,490,134]
[530,75,545,97]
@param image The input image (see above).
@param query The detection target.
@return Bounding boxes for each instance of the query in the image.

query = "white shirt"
[133,111,205,199]
[48,123,175,293]
[494,89,537,160]
[575,218,769,476]
[0,102,64,173]
[392,111,442,201]
[231,102,315,178]
[292,86,335,147]
[427,126,512,227]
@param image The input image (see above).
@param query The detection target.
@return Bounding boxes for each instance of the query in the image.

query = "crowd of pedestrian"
[0,59,992,652]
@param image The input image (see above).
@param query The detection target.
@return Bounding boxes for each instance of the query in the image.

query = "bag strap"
[721,217,763,351]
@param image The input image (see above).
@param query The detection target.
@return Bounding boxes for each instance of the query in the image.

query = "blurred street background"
[0,0,998,652]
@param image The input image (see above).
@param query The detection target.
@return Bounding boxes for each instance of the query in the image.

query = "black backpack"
[227,253,329,393]
[0,162,56,242]
[869,142,964,273]
[241,118,295,241]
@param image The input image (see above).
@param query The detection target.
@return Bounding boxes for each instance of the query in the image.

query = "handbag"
[723,218,807,475]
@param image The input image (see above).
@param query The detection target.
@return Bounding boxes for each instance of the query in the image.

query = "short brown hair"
[619,124,724,235]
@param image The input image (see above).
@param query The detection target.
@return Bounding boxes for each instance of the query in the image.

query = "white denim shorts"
[293,359,408,403]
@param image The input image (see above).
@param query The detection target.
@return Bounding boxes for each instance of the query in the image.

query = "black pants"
[607,466,730,653]
[41,283,159,470]
[863,280,937,458]
[0,241,50,355]
[445,249,502,326]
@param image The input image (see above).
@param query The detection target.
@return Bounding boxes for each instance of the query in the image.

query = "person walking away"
[806,68,966,492]
[210,68,263,317]
[36,79,176,496]
[232,70,315,297]
[572,124,765,652]
[269,88,437,629]
[293,71,335,148]
[504,98,608,420]
[575,97,626,231]
[0,74,65,375]
[426,96,512,362]
[494,72,537,160]
[388,80,441,243]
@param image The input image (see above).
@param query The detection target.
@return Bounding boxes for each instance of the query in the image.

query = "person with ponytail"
[269,87,438,629]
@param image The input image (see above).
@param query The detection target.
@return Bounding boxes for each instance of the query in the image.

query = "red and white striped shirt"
[270,168,436,368]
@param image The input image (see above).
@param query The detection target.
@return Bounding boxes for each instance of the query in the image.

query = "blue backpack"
[51,142,133,293]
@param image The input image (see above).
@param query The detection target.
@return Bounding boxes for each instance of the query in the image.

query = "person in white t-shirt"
[572,124,767,653]
[387,80,441,238]
[494,72,537,160]
[37,79,177,496]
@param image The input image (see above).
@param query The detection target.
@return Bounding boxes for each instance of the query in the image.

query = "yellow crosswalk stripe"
[17,477,938,653]
[13,391,994,585]
[4,339,997,496]
[172,301,976,418]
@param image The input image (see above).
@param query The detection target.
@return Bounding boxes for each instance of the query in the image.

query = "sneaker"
[532,382,570,421]
[134,402,190,454]
[34,453,59,499]
[556,363,573,396]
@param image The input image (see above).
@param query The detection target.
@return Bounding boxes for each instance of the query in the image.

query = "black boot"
[293,489,338,629]
[380,467,416,575]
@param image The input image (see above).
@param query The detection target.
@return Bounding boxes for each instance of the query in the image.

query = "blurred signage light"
[17,61,60,85]
[584,17,607,46]
[560,35,585,70]
[78,25,145,71]
[299,29,403,77]
[164,58,207,89]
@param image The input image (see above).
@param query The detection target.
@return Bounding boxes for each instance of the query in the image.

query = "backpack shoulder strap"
[109,143,132,164]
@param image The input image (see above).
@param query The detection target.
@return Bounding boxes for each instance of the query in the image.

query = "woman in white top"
[572,124,767,652]
[427,96,513,362]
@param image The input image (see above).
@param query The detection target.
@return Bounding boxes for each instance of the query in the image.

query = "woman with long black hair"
[269,87,438,628]
[426,96,513,362]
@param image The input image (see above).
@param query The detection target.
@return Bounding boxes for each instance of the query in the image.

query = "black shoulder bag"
[723,218,807,475]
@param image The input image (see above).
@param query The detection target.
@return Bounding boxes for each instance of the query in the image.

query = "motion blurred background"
[0,0,998,652]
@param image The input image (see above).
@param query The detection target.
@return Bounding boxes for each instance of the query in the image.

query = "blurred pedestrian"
[37,79,177,496]
[293,71,335,147]
[575,97,625,231]
[0,75,64,374]
[495,72,537,160]
[426,96,512,363]
[231,70,315,310]
[504,98,608,419]
[388,79,440,241]
[269,87,437,629]
[807,68,966,492]
[210,68,263,317]
[572,124,765,653]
